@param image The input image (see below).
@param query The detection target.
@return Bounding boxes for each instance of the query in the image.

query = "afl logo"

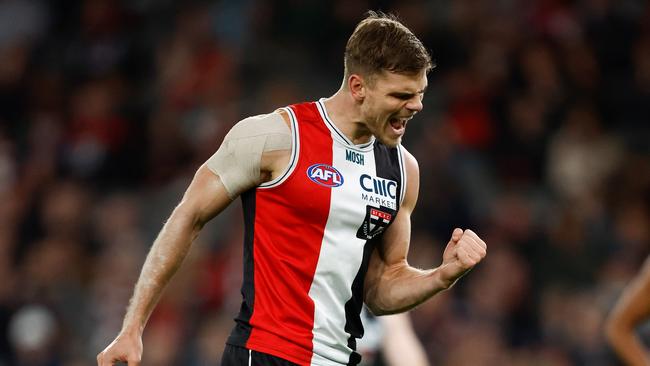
[307,164,344,188]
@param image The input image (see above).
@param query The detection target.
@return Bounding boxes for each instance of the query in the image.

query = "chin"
[377,135,401,147]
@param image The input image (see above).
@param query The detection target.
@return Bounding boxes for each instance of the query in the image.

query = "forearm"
[606,289,650,366]
[606,258,650,365]
[382,314,429,366]
[365,263,450,315]
[121,208,200,334]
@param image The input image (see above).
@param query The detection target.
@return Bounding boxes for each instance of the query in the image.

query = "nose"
[406,95,423,113]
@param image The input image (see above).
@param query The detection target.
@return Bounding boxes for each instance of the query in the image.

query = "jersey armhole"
[258,107,300,189]
[397,145,407,206]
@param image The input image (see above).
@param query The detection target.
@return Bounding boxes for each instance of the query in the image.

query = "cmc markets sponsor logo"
[307,164,344,188]
[359,174,397,199]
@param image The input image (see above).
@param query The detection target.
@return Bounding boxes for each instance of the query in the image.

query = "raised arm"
[363,149,486,315]
[606,256,650,366]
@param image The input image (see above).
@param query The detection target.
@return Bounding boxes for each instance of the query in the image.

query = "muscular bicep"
[205,111,292,199]
[371,204,412,268]
[365,149,420,297]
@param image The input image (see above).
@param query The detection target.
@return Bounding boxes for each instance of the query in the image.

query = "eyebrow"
[389,86,428,97]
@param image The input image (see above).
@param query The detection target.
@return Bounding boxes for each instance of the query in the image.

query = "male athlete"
[97,11,487,366]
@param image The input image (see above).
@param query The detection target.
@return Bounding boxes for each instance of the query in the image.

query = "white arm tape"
[206,112,292,199]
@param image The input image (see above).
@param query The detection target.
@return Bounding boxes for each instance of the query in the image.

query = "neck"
[323,89,373,145]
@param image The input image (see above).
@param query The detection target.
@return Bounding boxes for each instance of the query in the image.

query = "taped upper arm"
[205,111,292,198]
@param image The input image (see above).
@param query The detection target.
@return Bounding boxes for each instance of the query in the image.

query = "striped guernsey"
[227,99,406,366]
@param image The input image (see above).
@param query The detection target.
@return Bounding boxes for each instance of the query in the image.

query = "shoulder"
[398,145,420,210]
[227,111,290,139]
[399,145,419,179]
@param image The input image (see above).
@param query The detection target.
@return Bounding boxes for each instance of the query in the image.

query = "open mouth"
[388,116,410,135]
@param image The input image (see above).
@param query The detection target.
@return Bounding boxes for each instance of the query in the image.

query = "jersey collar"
[316,98,375,152]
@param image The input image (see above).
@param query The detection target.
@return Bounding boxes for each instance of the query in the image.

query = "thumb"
[450,228,463,243]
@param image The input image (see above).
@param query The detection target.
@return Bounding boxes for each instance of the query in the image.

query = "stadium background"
[0,0,649,365]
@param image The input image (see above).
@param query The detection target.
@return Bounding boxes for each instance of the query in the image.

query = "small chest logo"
[307,164,344,188]
[356,205,396,240]
[345,150,365,166]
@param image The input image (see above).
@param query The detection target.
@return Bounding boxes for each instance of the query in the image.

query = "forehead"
[371,70,428,93]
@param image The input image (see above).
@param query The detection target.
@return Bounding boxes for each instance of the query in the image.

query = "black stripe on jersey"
[343,237,377,366]
[227,189,257,347]
[343,142,403,365]
[372,142,403,211]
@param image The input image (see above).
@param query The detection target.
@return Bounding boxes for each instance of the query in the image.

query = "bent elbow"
[365,297,396,316]
[366,304,389,316]
[604,314,629,345]
[604,320,617,343]
[169,204,204,238]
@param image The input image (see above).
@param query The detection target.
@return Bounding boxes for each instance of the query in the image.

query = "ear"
[348,74,366,102]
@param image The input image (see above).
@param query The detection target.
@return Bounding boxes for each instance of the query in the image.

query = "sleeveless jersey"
[227,100,407,366]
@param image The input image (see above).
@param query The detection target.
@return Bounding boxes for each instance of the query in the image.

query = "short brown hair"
[344,11,433,82]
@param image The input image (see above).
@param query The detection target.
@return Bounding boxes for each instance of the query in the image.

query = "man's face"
[360,70,428,147]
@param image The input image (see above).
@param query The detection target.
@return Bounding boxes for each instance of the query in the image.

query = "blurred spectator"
[8,305,59,366]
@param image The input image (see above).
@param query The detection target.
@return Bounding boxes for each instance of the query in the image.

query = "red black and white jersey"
[227,99,407,366]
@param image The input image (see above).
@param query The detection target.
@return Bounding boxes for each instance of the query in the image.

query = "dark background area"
[0,0,649,365]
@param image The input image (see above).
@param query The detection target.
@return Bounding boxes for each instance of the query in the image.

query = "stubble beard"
[375,120,402,147]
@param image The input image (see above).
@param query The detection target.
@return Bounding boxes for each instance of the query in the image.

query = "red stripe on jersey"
[246,102,332,365]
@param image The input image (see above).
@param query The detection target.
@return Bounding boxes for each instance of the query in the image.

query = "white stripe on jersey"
[308,142,377,366]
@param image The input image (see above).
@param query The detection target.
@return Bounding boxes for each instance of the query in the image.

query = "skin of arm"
[381,313,430,366]
[606,256,650,366]
[97,112,292,366]
[97,166,235,366]
[363,149,487,315]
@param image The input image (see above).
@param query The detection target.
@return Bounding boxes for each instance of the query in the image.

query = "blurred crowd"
[0,0,649,365]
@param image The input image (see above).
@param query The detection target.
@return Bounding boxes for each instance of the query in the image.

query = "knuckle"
[469,231,481,241]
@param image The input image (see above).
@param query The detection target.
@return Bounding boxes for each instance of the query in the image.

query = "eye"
[391,93,413,100]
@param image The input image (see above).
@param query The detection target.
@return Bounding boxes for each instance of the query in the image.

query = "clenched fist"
[439,228,487,288]
[97,331,143,366]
